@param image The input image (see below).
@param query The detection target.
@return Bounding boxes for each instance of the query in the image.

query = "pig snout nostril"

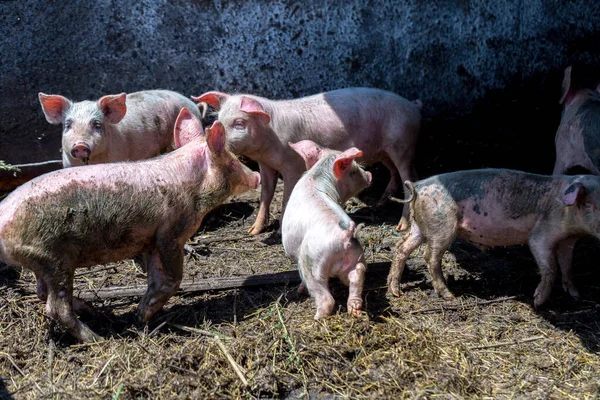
[71,143,91,160]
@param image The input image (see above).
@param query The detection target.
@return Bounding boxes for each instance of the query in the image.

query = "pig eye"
[92,120,102,130]
[233,119,246,130]
[64,120,72,130]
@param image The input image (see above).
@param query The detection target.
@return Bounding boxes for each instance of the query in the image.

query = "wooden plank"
[74,262,391,301]
[0,160,63,192]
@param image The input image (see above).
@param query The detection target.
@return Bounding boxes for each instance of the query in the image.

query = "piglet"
[39,89,202,167]
[0,108,260,342]
[281,140,372,319]
[193,87,421,235]
[388,168,600,309]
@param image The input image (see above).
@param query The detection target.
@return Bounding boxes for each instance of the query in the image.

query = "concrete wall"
[1,0,599,176]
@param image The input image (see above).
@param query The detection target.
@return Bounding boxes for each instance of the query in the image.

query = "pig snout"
[365,171,373,186]
[71,143,92,161]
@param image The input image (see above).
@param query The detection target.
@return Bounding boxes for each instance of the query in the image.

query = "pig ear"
[174,107,204,148]
[289,140,323,170]
[240,97,271,125]
[562,182,585,206]
[332,148,363,180]
[205,120,227,154]
[559,65,574,105]
[38,93,71,124]
[98,93,127,124]
[192,91,229,111]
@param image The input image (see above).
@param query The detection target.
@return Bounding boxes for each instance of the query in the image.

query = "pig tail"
[389,181,415,204]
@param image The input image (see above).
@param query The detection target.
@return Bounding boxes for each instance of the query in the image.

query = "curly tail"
[389,181,415,204]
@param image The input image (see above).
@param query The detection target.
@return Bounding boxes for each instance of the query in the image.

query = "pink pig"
[193,87,422,235]
[389,168,600,309]
[0,108,260,342]
[39,90,202,167]
[281,140,372,319]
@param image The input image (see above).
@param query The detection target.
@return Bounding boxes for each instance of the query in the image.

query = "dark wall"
[1,0,599,177]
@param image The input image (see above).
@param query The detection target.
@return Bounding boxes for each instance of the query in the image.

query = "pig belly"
[457,211,535,247]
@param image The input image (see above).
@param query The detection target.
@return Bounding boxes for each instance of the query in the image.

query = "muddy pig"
[281,140,372,319]
[39,89,202,168]
[193,87,421,235]
[0,108,260,342]
[388,168,600,309]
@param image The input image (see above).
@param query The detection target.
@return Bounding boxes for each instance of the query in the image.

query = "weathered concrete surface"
[1,0,599,177]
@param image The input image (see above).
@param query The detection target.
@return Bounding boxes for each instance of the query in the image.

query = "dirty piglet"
[281,140,372,319]
[0,108,260,342]
[389,168,600,309]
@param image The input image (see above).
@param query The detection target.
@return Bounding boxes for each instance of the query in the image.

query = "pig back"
[118,90,202,158]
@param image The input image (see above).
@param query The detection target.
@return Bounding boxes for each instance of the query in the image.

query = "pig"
[0,108,260,342]
[551,64,600,309]
[281,140,372,319]
[553,65,600,176]
[388,168,600,309]
[38,89,202,168]
[193,87,422,235]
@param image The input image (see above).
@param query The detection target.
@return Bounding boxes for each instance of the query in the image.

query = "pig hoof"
[440,291,456,301]
[387,286,402,297]
[396,219,409,231]
[347,301,363,317]
[247,225,264,235]
[75,321,103,343]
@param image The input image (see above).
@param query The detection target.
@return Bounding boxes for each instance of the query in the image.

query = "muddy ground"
[1,174,600,399]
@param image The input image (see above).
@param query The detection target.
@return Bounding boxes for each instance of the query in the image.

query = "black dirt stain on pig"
[473,203,481,214]
[154,115,163,132]
[578,91,600,170]
[492,173,553,219]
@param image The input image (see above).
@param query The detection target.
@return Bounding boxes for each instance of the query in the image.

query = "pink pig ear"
[205,120,227,154]
[98,93,127,124]
[38,93,71,124]
[174,107,204,148]
[240,97,271,125]
[332,148,363,180]
[562,182,585,206]
[289,140,323,170]
[192,91,229,111]
[559,65,574,105]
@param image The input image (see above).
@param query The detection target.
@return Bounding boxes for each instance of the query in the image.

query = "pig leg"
[277,171,303,235]
[387,222,424,297]
[424,239,455,301]
[555,238,580,299]
[307,278,335,319]
[378,158,402,207]
[249,164,278,235]
[341,257,366,317]
[299,251,335,319]
[43,267,102,342]
[36,272,98,318]
[529,238,558,309]
[138,244,184,323]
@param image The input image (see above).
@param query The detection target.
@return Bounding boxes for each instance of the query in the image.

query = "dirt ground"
[1,175,600,399]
